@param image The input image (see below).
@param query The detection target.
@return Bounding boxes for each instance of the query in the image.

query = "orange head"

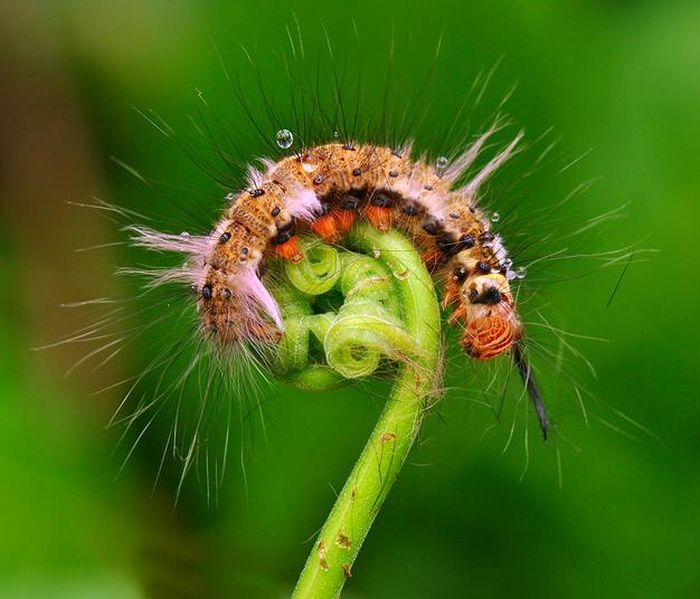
[453,266,548,440]
[458,272,523,360]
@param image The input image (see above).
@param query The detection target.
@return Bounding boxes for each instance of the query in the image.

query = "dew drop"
[333,130,340,138]
[491,212,500,223]
[180,231,190,239]
[435,155,449,175]
[275,128,294,149]
[515,266,527,279]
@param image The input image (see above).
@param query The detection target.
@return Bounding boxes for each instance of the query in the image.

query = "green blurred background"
[1,1,699,597]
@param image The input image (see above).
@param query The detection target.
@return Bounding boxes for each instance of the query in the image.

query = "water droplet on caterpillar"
[276,129,294,150]
[515,266,527,279]
[180,231,190,239]
[435,156,449,176]
[491,212,500,223]
[333,130,340,138]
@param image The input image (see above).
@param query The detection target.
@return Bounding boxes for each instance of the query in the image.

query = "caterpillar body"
[131,132,549,436]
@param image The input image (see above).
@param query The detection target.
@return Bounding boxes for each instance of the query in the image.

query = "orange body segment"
[363,206,392,232]
[332,209,356,235]
[274,237,304,263]
[310,214,339,242]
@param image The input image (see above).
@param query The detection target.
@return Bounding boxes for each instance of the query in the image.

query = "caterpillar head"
[455,269,547,439]
[460,273,523,360]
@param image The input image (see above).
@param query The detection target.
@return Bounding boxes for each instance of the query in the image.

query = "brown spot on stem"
[336,532,352,550]
[381,432,396,443]
[342,563,353,578]
[317,541,329,571]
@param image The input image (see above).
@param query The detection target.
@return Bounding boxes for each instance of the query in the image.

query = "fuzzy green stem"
[290,224,441,598]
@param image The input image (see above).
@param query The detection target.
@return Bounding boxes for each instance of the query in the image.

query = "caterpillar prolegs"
[132,132,549,438]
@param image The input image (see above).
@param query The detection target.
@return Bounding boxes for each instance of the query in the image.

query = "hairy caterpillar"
[56,30,640,499]
[130,130,549,437]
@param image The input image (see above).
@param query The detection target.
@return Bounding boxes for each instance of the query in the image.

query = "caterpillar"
[130,129,549,438]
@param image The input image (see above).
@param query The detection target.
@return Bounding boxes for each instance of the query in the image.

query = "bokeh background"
[1,1,699,597]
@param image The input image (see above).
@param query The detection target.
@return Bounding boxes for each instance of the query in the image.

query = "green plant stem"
[292,224,441,598]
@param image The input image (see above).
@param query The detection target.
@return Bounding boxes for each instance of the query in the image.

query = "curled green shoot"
[269,223,442,598]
